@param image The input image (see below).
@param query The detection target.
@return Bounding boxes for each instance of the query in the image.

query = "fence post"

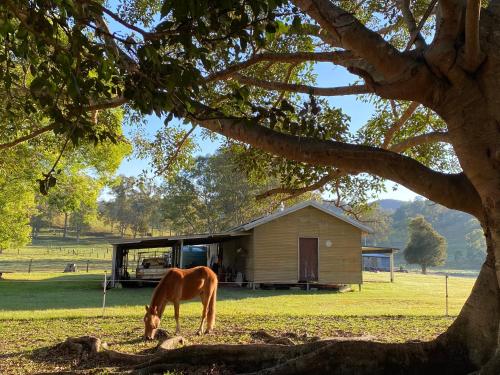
[102,272,107,317]
[445,274,449,317]
[86,260,89,273]
[28,259,33,273]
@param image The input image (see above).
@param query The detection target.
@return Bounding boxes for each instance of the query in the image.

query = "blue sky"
[113,19,418,202]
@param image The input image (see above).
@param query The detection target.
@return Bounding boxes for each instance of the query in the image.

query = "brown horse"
[143,266,218,339]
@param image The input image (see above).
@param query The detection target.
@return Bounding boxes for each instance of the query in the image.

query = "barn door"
[299,238,318,282]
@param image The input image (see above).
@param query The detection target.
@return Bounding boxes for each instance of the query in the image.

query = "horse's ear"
[145,304,149,312]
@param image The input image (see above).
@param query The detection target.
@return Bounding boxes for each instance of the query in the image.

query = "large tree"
[2,0,500,372]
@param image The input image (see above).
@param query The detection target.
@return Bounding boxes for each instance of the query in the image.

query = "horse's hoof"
[196,330,203,336]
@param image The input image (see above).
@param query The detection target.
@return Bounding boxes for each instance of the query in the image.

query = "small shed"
[110,201,380,287]
[361,246,399,282]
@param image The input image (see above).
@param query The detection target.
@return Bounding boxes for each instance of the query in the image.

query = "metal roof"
[230,200,374,233]
[110,201,374,250]
[362,246,399,254]
[110,232,249,250]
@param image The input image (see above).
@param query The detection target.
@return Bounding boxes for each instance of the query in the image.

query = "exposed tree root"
[39,331,479,375]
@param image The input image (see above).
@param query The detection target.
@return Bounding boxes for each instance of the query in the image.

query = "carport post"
[390,251,394,283]
[179,239,184,268]
[102,272,107,316]
[110,245,117,287]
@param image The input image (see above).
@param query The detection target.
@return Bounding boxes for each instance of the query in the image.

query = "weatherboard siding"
[252,206,362,284]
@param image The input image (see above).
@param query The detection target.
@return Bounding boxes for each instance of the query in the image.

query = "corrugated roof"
[110,231,249,249]
[231,200,373,233]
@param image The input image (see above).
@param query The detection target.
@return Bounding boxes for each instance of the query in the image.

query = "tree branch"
[382,101,419,149]
[399,0,427,50]
[189,105,482,218]
[0,98,127,151]
[405,0,438,51]
[389,131,450,152]
[287,23,341,47]
[87,97,127,111]
[0,124,57,151]
[389,100,399,118]
[273,64,298,106]
[292,0,418,82]
[96,3,151,38]
[92,12,137,70]
[155,125,197,176]
[426,0,465,74]
[233,74,372,96]
[463,0,483,72]
[256,170,340,200]
[204,51,354,83]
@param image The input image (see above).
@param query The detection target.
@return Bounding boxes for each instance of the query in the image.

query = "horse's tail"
[207,279,217,331]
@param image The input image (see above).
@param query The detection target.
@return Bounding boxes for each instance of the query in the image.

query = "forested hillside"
[369,198,484,269]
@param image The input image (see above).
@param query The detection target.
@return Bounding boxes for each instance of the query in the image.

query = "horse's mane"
[150,269,171,317]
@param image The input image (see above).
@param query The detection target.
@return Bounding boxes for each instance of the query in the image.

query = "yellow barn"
[223,200,373,285]
[111,201,380,288]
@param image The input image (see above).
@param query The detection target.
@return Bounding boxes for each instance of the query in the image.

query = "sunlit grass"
[0,271,476,374]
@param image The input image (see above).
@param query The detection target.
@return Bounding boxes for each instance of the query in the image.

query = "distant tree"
[46,173,102,239]
[161,150,317,234]
[358,204,393,247]
[101,177,135,236]
[128,178,160,238]
[404,216,447,274]
[387,199,481,266]
[101,176,163,237]
[465,229,487,264]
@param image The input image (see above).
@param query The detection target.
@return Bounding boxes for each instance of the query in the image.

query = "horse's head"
[143,304,160,340]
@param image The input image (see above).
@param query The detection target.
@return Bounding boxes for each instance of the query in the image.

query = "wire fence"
[0,269,476,318]
[0,246,113,273]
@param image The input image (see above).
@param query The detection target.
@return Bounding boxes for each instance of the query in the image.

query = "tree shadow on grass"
[0,274,345,312]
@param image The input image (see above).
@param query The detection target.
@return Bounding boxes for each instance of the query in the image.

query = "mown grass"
[0,271,476,374]
[0,241,478,373]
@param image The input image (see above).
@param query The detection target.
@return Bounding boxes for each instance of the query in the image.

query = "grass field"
[0,237,115,273]
[0,240,479,374]
[0,270,476,374]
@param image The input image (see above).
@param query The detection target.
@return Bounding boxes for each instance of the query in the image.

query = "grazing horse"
[144,266,218,339]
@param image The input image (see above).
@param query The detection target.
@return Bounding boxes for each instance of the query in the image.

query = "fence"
[0,246,113,273]
[0,270,475,319]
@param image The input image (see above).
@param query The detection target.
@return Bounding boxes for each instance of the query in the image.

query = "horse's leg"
[197,293,209,335]
[206,283,217,334]
[173,301,181,335]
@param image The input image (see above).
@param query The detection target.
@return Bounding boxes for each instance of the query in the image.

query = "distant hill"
[373,199,405,212]
[366,199,483,269]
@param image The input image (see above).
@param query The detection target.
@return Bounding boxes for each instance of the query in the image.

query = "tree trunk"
[421,264,427,275]
[63,212,68,238]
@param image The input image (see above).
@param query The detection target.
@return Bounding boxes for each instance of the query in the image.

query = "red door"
[299,238,318,282]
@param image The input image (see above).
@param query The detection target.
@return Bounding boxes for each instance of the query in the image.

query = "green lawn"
[0,270,476,374]
[0,242,478,374]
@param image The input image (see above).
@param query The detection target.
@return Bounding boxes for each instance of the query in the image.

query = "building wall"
[252,206,362,284]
